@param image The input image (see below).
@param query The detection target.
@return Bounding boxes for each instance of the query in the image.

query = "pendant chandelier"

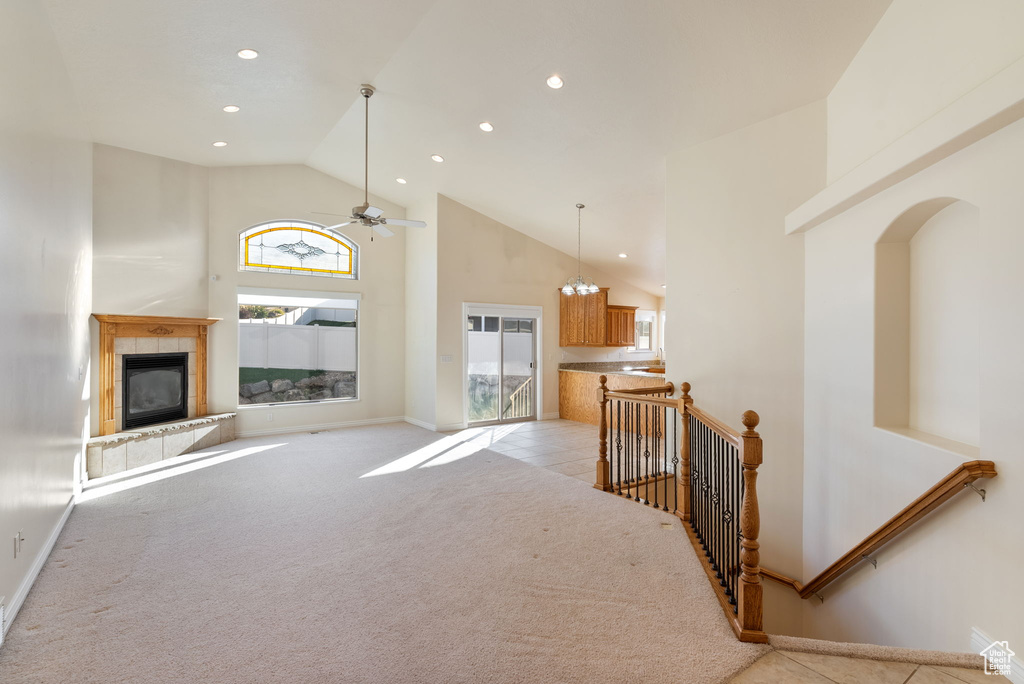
[561,203,599,296]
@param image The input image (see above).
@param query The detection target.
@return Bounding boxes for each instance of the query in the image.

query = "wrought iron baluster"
[662,406,668,511]
[630,401,638,501]
[644,403,651,505]
[652,405,660,509]
[615,399,622,495]
[672,409,679,514]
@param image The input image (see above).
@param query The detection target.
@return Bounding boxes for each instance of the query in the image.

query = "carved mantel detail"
[92,314,221,436]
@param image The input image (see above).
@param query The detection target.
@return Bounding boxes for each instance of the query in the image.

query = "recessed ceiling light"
[431,154,444,163]
[618,253,628,258]
[661,284,667,288]
[546,75,564,89]
[223,105,240,113]
[237,49,259,60]
[212,141,228,147]
[479,122,494,132]
[396,178,407,184]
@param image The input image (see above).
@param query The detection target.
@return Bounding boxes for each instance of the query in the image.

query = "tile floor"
[470,418,600,484]
[477,420,1008,684]
[730,650,1008,683]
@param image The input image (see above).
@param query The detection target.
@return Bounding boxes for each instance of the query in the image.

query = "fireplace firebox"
[122,353,189,429]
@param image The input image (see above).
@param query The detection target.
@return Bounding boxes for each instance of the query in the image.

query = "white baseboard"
[236,416,405,438]
[542,412,561,420]
[435,422,465,432]
[971,627,1023,683]
[403,416,436,431]
[2,497,74,637]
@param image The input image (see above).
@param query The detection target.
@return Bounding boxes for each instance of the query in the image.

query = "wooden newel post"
[677,382,693,521]
[594,375,611,491]
[737,409,764,636]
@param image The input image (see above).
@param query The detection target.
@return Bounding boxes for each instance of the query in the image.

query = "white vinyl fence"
[239,321,356,371]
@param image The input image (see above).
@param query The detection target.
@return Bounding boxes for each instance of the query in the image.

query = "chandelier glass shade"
[562,203,598,296]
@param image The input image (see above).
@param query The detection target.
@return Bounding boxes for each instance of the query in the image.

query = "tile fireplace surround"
[89,314,234,479]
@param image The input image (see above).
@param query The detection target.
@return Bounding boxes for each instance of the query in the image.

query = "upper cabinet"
[558,289,637,347]
[606,305,637,347]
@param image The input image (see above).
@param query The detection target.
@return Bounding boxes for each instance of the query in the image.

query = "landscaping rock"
[271,378,295,393]
[251,391,276,403]
[238,396,252,405]
[240,380,270,397]
[283,389,306,402]
[332,379,356,398]
[309,389,333,401]
[295,377,318,389]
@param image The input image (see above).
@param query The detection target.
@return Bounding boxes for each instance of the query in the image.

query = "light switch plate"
[440,355,453,363]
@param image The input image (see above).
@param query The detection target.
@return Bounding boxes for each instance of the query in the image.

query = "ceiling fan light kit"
[316,84,428,241]
[562,203,599,296]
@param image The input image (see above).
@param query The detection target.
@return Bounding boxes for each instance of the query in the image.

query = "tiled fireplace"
[88,314,235,479]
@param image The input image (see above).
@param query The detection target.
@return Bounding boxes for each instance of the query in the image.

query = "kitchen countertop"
[558,368,667,379]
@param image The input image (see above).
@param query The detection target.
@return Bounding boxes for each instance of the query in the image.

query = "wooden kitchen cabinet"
[559,288,608,346]
[605,305,637,346]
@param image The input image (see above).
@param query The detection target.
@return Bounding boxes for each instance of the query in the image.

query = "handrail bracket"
[963,482,986,502]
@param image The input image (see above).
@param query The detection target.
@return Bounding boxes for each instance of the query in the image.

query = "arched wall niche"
[874,197,981,448]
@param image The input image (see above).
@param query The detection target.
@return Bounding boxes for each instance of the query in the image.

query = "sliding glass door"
[467,314,536,424]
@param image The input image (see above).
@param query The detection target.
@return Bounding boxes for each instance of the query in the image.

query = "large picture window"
[237,289,359,406]
[239,221,358,279]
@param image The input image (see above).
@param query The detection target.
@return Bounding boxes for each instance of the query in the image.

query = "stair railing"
[502,377,533,420]
[762,460,997,601]
[595,378,767,643]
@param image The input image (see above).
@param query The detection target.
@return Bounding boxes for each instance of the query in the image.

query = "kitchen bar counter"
[558,367,671,426]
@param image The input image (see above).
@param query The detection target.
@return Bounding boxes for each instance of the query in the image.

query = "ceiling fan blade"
[381,218,427,228]
[311,210,350,217]
[326,221,356,231]
[372,224,395,238]
[363,205,383,219]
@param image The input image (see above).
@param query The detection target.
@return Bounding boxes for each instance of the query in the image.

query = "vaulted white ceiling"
[43,0,890,295]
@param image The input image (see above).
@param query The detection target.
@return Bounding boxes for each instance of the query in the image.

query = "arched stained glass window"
[239,221,358,279]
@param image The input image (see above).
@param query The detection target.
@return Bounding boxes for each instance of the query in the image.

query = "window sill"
[237,397,361,410]
[874,426,979,459]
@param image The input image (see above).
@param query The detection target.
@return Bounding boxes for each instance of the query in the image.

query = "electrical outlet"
[266,412,273,422]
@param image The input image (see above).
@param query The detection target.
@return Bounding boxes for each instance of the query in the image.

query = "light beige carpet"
[0,423,768,683]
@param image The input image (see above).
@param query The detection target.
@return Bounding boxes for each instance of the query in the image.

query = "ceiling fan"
[313,84,427,240]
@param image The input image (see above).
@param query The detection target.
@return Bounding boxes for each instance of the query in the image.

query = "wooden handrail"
[605,383,674,396]
[763,460,997,599]
[604,392,677,409]
[687,403,741,446]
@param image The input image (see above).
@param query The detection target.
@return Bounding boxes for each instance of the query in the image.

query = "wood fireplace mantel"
[93,314,221,436]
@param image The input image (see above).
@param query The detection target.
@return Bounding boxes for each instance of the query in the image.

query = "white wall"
[665,100,826,636]
[208,165,407,435]
[908,201,980,445]
[0,0,92,628]
[803,108,1024,658]
[802,1,1024,653]
[404,194,438,428]
[827,0,1024,183]
[434,195,660,429]
[92,144,209,317]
